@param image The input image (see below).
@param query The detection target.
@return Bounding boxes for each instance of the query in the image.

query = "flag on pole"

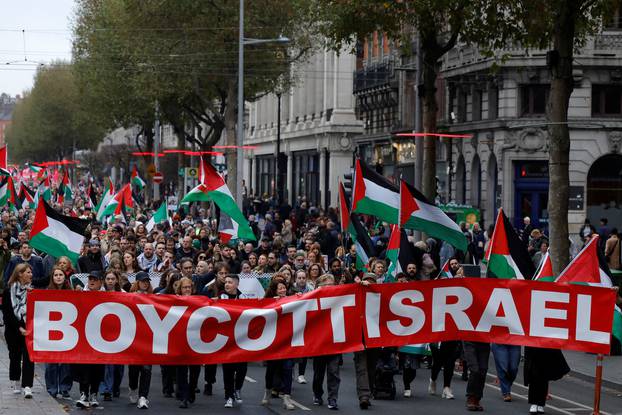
[348,213,376,271]
[101,183,133,218]
[218,209,239,245]
[95,178,114,221]
[36,173,52,202]
[18,183,35,209]
[484,208,535,279]
[385,224,401,282]
[0,176,8,207]
[6,176,18,214]
[613,305,622,348]
[338,181,351,234]
[131,164,146,191]
[30,198,89,265]
[438,259,454,279]
[85,183,97,209]
[533,250,554,282]
[399,180,467,251]
[57,170,73,204]
[181,159,255,241]
[555,235,613,287]
[146,202,169,232]
[0,145,8,176]
[351,158,400,224]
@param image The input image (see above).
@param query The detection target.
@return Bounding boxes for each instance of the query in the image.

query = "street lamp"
[237,0,289,208]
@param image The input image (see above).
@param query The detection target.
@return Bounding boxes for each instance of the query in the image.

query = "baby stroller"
[373,348,398,400]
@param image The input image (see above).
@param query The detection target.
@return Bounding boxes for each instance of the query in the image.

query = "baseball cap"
[362,273,377,282]
[88,271,104,280]
[135,271,150,282]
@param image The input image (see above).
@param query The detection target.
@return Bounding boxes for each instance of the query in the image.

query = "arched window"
[470,155,482,207]
[587,154,622,231]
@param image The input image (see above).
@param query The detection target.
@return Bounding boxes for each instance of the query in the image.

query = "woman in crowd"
[3,263,34,398]
[45,266,72,399]
[122,251,141,274]
[99,270,125,401]
[128,272,153,409]
[262,277,295,410]
[176,277,201,408]
[307,263,323,288]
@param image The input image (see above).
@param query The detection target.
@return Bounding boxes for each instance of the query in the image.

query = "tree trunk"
[421,52,440,201]
[548,1,577,275]
[224,80,238,197]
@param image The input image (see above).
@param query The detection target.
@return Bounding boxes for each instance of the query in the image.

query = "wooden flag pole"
[592,353,604,415]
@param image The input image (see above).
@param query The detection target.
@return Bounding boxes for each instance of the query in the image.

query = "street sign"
[152,172,164,184]
[185,167,198,178]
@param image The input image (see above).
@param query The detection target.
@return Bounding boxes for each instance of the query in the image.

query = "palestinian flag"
[57,170,73,204]
[6,176,18,214]
[181,160,255,241]
[198,156,210,184]
[348,213,376,271]
[0,176,8,207]
[533,250,554,282]
[85,183,97,209]
[485,208,535,279]
[399,180,467,251]
[555,235,613,287]
[385,225,401,282]
[554,235,618,351]
[30,199,89,264]
[95,178,114,221]
[438,259,454,279]
[131,164,146,191]
[218,209,238,245]
[338,181,351,234]
[36,173,52,202]
[18,183,35,209]
[26,162,43,174]
[0,145,9,176]
[146,202,169,232]
[101,183,133,218]
[351,158,400,224]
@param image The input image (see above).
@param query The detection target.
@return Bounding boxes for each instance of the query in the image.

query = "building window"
[604,6,622,29]
[521,85,549,116]
[457,88,467,123]
[472,89,482,122]
[592,85,622,116]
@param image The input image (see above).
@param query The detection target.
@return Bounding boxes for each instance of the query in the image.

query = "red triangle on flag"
[556,235,606,285]
[0,146,7,170]
[485,208,511,259]
[30,198,49,238]
[387,224,400,251]
[351,159,366,212]
[200,158,225,191]
[399,180,420,227]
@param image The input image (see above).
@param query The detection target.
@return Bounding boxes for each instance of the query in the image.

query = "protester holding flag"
[44,267,72,399]
[3,263,34,399]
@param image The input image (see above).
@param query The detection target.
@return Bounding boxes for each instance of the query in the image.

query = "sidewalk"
[0,330,67,415]
[563,350,622,390]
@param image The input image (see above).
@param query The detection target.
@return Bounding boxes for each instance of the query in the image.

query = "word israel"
[26,280,615,365]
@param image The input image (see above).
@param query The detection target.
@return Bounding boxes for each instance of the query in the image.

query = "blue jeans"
[45,363,72,395]
[99,364,124,395]
[491,344,521,395]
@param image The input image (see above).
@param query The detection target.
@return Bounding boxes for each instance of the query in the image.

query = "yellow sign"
[185,167,198,178]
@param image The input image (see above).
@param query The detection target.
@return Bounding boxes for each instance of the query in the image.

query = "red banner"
[26,279,616,364]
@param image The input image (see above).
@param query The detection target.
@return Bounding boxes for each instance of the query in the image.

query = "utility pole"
[154,101,161,202]
[236,0,245,209]
[414,35,423,240]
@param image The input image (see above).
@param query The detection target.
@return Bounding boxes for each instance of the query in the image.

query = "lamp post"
[237,0,289,208]
[275,93,282,203]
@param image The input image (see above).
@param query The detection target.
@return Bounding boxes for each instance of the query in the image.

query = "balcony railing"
[353,60,395,93]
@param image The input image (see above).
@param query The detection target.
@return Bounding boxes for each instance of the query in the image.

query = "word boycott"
[26,279,616,365]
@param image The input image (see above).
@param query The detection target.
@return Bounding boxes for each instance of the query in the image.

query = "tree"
[314,1,502,200]
[5,62,105,162]
[73,0,314,198]
[478,0,619,273]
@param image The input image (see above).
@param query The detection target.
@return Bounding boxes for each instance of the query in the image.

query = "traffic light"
[343,171,353,202]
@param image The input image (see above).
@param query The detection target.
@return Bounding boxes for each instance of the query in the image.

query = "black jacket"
[2,287,19,330]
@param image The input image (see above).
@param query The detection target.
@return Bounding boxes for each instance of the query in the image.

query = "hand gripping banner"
[26,279,616,365]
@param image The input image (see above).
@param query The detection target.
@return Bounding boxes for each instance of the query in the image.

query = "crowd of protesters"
[2,188,621,414]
